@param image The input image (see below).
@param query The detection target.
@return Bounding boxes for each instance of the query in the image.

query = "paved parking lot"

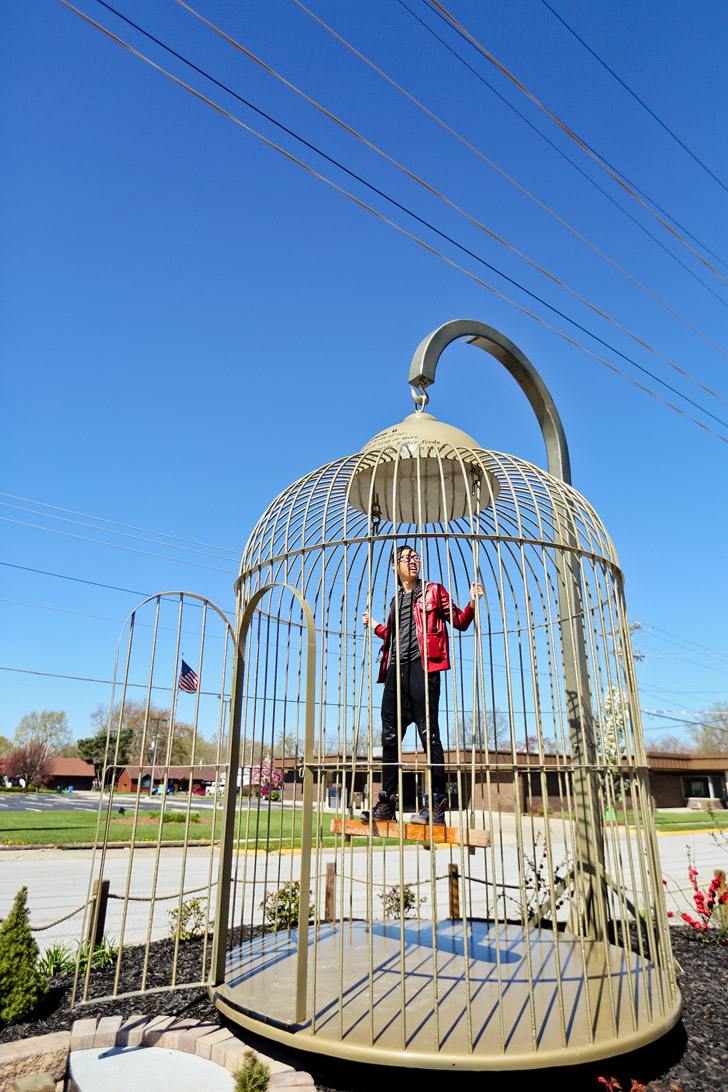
[0,790,216,814]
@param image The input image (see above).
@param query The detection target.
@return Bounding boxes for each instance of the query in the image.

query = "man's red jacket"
[374,582,475,682]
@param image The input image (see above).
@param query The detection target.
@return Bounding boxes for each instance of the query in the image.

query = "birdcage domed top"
[360,410,480,458]
[239,435,620,579]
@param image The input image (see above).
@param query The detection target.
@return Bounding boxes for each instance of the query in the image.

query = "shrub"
[234,1049,270,1092]
[169,897,208,941]
[162,811,200,824]
[0,886,48,1024]
[378,883,425,919]
[260,882,314,929]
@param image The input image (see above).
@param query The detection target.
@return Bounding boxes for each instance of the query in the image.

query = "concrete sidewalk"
[0,1015,315,1092]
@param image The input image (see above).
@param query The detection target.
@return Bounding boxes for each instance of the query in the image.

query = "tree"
[242,739,271,764]
[77,726,134,785]
[0,735,13,758]
[596,684,630,803]
[14,710,71,756]
[688,702,728,753]
[90,701,198,766]
[0,886,48,1024]
[273,729,299,758]
[457,709,508,751]
[645,734,695,754]
[249,760,283,794]
[6,742,51,790]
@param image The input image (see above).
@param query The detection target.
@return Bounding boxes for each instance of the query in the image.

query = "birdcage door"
[210,583,317,1025]
[72,592,236,1007]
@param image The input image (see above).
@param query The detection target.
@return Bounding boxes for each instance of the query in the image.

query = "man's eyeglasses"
[398,552,420,563]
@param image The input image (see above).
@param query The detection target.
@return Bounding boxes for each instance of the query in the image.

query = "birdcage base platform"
[212,920,680,1070]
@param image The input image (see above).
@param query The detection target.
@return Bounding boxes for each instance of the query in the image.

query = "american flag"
[178,659,199,693]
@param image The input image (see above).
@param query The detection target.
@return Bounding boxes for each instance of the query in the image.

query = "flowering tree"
[597,684,630,805]
[6,742,51,790]
[249,760,283,794]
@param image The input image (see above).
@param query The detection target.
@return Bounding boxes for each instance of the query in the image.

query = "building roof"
[121,765,218,781]
[646,752,728,772]
[46,758,96,777]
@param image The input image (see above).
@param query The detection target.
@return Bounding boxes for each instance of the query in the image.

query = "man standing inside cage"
[361,544,483,825]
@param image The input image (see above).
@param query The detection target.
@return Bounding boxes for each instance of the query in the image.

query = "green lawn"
[653,810,728,832]
[0,807,385,848]
[609,809,728,832]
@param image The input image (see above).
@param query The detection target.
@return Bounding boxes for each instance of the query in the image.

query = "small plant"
[378,883,425,919]
[168,896,208,941]
[38,940,74,977]
[0,886,48,1024]
[681,851,728,946]
[162,810,200,823]
[597,1079,683,1091]
[260,881,314,929]
[74,933,119,973]
[234,1048,270,1092]
[269,790,280,802]
[91,932,119,967]
[522,833,572,920]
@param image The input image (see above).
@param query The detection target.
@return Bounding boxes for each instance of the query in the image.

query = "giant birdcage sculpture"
[209,321,680,1069]
[77,321,680,1072]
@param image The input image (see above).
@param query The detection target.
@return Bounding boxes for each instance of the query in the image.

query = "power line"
[0,491,239,554]
[171,0,728,414]
[0,500,238,562]
[58,2,728,443]
[290,0,728,364]
[540,0,728,206]
[425,0,728,293]
[0,596,232,629]
[0,515,238,574]
[0,664,223,696]
[0,560,147,597]
[62,2,728,441]
[414,0,728,303]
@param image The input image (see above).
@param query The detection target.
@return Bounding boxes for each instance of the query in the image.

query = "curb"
[0,1018,315,1092]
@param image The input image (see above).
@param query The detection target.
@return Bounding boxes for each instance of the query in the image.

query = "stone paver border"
[0,1018,315,1092]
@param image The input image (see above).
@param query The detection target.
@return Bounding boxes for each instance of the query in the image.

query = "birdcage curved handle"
[408,320,572,485]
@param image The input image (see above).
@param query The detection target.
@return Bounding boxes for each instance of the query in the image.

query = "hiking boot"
[361,792,397,823]
[411,793,447,825]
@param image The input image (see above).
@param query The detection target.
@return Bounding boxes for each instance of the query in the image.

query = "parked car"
[191,787,206,796]
[151,785,176,794]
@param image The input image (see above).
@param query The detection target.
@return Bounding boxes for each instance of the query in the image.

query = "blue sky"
[2,0,727,745]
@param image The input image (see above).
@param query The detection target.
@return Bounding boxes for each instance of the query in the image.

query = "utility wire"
[290,0,728,363]
[400,0,728,311]
[0,490,239,554]
[0,664,222,696]
[0,514,238,573]
[57,1,728,443]
[0,560,147,597]
[0,597,232,631]
[0,500,237,562]
[75,1,728,433]
[540,0,728,206]
[420,0,728,296]
[171,0,728,412]
[0,561,236,615]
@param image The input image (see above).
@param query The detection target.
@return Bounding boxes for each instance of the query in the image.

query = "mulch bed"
[1,928,726,1092]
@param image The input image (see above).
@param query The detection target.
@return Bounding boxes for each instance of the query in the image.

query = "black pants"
[381,660,445,798]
